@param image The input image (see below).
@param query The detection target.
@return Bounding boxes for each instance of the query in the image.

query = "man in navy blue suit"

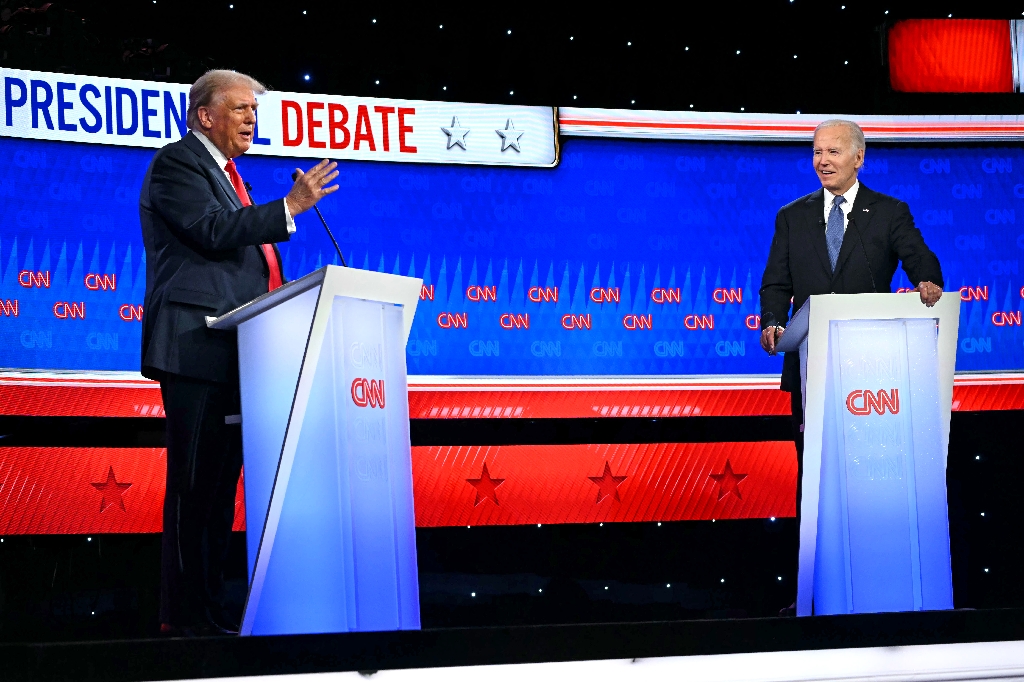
[139,69,338,635]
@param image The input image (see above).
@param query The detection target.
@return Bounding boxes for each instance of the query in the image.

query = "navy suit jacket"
[139,132,290,383]
[759,182,943,391]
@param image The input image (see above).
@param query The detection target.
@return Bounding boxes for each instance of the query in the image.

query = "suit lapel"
[832,183,879,281]
[803,189,832,279]
[183,132,244,210]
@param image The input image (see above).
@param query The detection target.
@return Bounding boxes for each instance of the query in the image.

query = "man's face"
[812,126,864,195]
[197,84,258,159]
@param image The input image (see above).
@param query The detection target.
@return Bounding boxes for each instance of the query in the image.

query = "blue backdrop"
[0,136,1020,375]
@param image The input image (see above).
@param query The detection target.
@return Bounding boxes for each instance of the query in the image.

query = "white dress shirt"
[193,130,296,234]
[822,180,859,234]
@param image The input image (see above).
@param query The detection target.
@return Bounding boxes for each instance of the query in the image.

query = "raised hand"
[285,159,339,216]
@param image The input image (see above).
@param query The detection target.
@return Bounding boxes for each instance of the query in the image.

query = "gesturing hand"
[285,159,339,216]
[760,326,784,355]
[916,281,943,307]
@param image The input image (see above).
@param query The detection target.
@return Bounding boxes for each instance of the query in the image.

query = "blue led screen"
[0,136,1021,375]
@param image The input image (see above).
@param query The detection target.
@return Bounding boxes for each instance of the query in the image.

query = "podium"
[776,293,960,616]
[208,265,423,636]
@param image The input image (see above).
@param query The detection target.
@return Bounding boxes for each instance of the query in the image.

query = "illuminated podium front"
[209,265,423,636]
[777,293,960,616]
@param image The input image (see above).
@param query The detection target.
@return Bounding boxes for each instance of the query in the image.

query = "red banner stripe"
[411,442,796,527]
[2,378,1021,419]
[0,443,795,534]
[889,19,1014,93]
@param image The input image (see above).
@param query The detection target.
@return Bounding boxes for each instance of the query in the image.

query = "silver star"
[495,118,524,152]
[441,116,470,150]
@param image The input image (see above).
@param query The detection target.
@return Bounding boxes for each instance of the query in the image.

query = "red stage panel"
[0,442,794,534]
[0,448,245,535]
[889,19,1013,93]
[411,442,796,527]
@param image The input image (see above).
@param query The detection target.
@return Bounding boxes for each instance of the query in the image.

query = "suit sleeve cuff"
[283,199,296,234]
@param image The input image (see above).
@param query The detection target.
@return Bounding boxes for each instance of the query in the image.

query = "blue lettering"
[253,108,270,145]
[141,89,159,138]
[79,84,102,133]
[163,91,186,138]
[4,77,26,126]
[115,87,138,135]
[104,86,113,134]
[30,79,54,130]
[57,82,77,132]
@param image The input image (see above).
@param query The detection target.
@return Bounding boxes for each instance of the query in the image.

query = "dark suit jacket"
[140,132,290,383]
[759,182,943,391]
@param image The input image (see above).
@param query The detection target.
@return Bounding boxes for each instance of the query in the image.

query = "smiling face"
[196,84,258,159]
[812,125,864,195]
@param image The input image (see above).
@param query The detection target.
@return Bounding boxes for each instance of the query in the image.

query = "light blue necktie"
[826,195,846,271]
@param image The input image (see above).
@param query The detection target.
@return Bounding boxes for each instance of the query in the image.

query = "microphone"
[846,213,877,293]
[291,170,347,267]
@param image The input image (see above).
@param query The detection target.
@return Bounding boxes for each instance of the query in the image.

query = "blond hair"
[186,69,267,130]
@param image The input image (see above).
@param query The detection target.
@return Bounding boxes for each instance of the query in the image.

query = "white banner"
[0,68,558,166]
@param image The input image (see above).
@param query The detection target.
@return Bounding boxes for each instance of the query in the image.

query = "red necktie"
[224,159,283,292]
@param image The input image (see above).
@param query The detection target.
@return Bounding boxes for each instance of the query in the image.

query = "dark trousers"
[790,380,805,523]
[159,374,243,628]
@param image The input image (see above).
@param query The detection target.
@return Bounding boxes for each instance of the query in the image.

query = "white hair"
[186,69,266,130]
[814,119,866,152]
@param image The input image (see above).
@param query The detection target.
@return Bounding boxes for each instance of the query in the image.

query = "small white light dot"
[981,512,986,516]
[770,517,776,521]
[537,523,541,527]
[539,589,543,593]
[740,107,745,111]
[467,525,470,528]
[443,86,447,90]
[845,60,849,65]
[304,75,310,81]
[948,13,952,17]
[92,611,95,615]
[657,522,661,526]
[228,3,233,7]
[471,592,476,597]
[984,568,990,573]
[712,519,716,522]
[666,583,671,588]
[375,80,380,84]
[439,24,443,28]
[778,576,783,581]
[599,522,603,526]
[793,54,798,58]
[736,50,741,54]
[511,91,515,95]
[720,578,725,583]
[627,41,632,46]
[885,10,889,14]
[507,29,511,35]
[87,537,92,542]
[573,95,577,100]
[303,9,306,14]
[690,104,694,108]
[631,100,635,104]
[372,18,376,22]
[685,46,689,51]
[570,36,573,40]
[976,455,981,460]
[604,586,609,590]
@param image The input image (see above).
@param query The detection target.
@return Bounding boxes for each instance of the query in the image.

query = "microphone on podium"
[292,170,347,267]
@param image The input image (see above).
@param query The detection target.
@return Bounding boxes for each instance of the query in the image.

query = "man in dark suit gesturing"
[758,119,943,529]
[140,69,338,635]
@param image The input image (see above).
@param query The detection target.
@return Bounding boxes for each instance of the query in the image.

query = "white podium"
[209,265,423,636]
[776,293,960,616]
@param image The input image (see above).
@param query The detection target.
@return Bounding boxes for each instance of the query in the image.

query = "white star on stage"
[495,118,524,152]
[441,116,470,150]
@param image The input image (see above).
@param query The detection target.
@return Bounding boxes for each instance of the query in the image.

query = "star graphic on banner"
[495,118,524,152]
[441,116,470,150]
[588,462,627,503]
[709,460,748,501]
[466,462,505,506]
[91,466,132,512]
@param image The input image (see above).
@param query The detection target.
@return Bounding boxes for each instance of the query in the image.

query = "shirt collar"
[825,180,860,211]
[192,130,230,170]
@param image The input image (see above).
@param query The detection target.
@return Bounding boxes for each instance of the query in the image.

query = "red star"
[466,462,505,506]
[709,460,748,501]
[91,466,132,512]
[588,462,628,503]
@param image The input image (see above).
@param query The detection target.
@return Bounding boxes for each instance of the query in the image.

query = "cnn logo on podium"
[846,389,900,416]
[351,378,386,409]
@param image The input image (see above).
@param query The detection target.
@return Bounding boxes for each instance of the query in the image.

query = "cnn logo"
[351,378,385,409]
[846,389,900,416]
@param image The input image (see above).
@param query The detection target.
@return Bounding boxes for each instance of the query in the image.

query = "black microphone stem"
[847,215,877,293]
[290,170,347,267]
